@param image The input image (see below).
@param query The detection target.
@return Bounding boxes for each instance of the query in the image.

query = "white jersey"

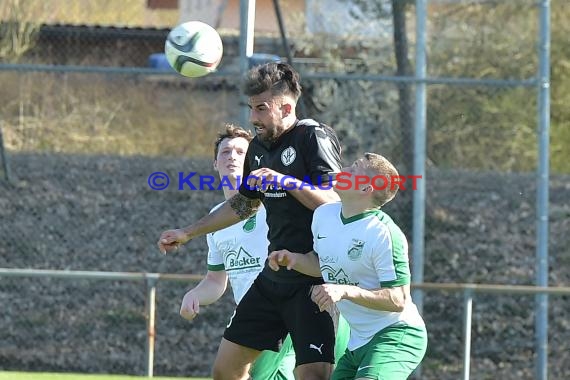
[207,203,269,304]
[312,202,425,350]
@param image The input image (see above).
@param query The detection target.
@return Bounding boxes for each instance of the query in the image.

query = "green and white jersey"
[207,203,268,304]
[312,202,424,351]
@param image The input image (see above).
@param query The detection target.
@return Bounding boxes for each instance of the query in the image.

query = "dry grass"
[0,71,238,158]
[0,0,178,28]
[0,372,210,380]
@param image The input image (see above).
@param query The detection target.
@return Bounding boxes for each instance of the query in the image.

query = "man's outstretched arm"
[180,270,228,321]
[158,193,261,254]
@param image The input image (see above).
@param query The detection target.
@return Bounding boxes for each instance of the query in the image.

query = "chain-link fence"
[1,0,569,379]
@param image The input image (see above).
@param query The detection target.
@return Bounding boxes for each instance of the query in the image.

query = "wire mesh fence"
[2,273,570,379]
[1,0,569,379]
[0,274,233,376]
[0,277,149,374]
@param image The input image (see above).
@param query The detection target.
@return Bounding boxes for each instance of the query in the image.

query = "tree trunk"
[391,0,414,234]
[392,0,413,173]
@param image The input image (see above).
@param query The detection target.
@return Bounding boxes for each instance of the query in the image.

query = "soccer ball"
[164,21,223,78]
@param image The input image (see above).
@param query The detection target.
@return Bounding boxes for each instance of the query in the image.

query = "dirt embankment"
[1,152,569,379]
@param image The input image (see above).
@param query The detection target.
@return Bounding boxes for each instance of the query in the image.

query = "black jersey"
[239,119,342,283]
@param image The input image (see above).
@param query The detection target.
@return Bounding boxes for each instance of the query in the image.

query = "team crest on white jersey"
[242,215,256,232]
[281,146,296,166]
[347,239,364,261]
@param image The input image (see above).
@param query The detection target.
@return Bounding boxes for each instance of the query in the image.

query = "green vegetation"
[295,0,569,173]
[426,0,569,173]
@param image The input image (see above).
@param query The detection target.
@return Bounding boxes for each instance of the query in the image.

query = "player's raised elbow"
[228,193,261,220]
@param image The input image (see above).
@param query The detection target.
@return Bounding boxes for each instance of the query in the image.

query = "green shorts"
[332,323,427,380]
[334,313,351,364]
[249,334,295,380]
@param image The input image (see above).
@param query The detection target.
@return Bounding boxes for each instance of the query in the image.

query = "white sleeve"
[311,206,322,254]
[206,233,224,269]
[371,229,398,284]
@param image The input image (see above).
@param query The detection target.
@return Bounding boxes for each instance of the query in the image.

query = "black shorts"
[223,274,335,366]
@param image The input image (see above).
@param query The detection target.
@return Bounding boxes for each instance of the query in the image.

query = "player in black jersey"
[159,62,346,380]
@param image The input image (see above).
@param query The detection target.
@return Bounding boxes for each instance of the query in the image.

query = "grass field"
[0,372,210,380]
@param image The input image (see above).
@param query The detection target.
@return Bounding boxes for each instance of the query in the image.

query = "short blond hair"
[363,152,400,207]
